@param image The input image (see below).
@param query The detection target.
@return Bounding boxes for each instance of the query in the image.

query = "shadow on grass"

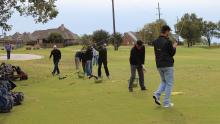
[154,107,187,124]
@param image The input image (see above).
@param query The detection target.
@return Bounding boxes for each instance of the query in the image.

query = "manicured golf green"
[0,46,220,124]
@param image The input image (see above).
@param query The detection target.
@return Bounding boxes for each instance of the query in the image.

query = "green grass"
[1,46,220,124]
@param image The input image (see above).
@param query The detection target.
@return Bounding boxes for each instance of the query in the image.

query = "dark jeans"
[98,59,109,77]
[7,51,11,60]
[85,60,92,76]
[82,61,86,73]
[129,65,146,89]
[52,60,60,75]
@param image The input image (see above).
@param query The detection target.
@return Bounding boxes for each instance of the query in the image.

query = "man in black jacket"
[50,45,61,76]
[128,40,146,92]
[97,44,110,79]
[153,25,178,108]
[75,51,83,72]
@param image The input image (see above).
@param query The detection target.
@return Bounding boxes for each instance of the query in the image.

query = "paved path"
[0,54,44,61]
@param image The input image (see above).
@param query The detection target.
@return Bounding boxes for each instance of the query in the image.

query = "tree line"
[140,13,220,47]
[80,30,123,50]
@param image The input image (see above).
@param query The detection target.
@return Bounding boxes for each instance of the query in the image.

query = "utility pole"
[156,2,162,30]
[111,0,117,50]
[176,16,180,43]
[156,2,161,21]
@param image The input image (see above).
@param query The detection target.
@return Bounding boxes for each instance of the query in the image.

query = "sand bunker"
[0,54,44,61]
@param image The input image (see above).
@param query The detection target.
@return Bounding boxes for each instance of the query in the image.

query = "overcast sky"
[6,0,220,41]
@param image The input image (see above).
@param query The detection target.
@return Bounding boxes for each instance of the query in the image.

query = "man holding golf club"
[128,40,146,92]
[153,25,178,108]
[50,45,62,76]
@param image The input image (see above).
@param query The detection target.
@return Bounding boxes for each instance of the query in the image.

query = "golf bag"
[0,79,17,91]
[12,92,24,105]
[0,88,14,113]
[0,79,24,113]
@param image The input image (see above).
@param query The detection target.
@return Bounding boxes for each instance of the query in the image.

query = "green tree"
[109,32,123,49]
[202,21,218,47]
[92,29,110,45]
[216,21,220,39]
[175,13,203,47]
[140,19,167,45]
[0,0,58,31]
[80,34,92,47]
[47,33,64,44]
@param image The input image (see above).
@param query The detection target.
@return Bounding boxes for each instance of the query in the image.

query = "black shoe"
[153,95,161,105]
[141,87,147,91]
[88,75,92,79]
[129,88,133,92]
[93,75,98,80]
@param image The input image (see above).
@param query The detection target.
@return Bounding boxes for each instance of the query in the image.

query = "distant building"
[0,32,24,49]
[122,32,140,46]
[0,24,79,48]
[32,24,78,48]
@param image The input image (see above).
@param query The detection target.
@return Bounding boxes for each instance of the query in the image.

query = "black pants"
[98,59,109,77]
[7,51,11,60]
[129,65,146,89]
[52,60,60,75]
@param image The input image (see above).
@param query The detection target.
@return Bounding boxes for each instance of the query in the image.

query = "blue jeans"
[154,67,174,106]
[86,60,92,76]
[93,56,98,66]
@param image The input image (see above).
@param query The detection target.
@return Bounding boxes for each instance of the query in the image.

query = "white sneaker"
[164,103,174,108]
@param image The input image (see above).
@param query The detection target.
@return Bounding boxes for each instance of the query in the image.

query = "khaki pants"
[75,57,80,71]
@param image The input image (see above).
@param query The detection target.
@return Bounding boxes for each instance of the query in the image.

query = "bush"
[46,33,64,44]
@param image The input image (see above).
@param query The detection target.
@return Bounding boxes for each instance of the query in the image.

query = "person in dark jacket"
[153,25,178,108]
[128,40,146,92]
[50,45,62,76]
[84,46,93,77]
[97,44,110,79]
[81,51,86,74]
[75,51,83,72]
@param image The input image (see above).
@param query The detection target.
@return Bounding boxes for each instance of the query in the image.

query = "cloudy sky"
[6,0,220,39]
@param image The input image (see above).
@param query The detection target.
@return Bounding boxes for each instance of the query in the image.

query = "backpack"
[15,66,28,80]
[12,92,24,106]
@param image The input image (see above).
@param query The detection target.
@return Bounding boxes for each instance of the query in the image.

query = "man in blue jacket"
[153,25,178,108]
[4,43,12,60]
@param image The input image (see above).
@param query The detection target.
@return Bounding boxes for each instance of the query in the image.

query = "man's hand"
[173,41,178,48]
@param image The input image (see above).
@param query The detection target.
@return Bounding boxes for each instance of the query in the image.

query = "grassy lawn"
[0,46,220,124]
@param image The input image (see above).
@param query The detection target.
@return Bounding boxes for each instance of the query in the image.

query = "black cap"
[136,40,144,46]
[161,25,172,33]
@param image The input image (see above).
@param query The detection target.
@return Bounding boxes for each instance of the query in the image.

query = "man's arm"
[59,50,62,60]
[49,50,53,59]
[142,46,145,65]
[167,41,176,57]
[129,48,134,62]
